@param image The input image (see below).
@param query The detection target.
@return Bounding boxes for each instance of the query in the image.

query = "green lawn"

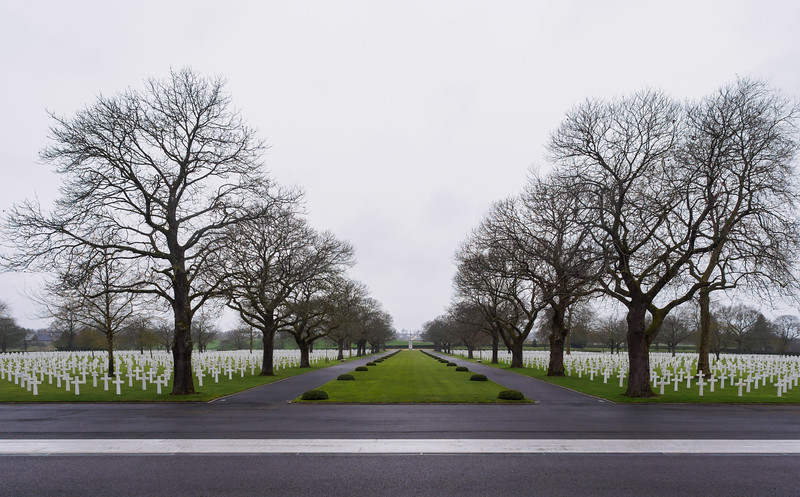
[0,355,369,403]
[298,350,530,403]
[456,356,800,404]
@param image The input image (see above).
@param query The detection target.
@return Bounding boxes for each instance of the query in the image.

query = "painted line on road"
[1,439,800,455]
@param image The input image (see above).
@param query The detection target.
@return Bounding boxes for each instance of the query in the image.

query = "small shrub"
[366,362,377,366]
[337,374,355,381]
[455,366,469,372]
[497,389,524,400]
[470,374,488,382]
[301,390,329,400]
[355,366,369,372]
[446,362,457,367]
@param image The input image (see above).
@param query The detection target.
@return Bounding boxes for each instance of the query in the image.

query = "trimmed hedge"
[470,374,488,381]
[301,390,329,400]
[366,362,377,366]
[446,362,457,367]
[455,366,469,372]
[355,366,369,372]
[337,374,355,381]
[497,389,524,400]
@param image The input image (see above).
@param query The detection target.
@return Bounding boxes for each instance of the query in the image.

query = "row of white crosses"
[456,349,800,399]
[0,348,356,397]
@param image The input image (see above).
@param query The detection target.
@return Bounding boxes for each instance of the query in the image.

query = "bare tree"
[153,321,173,352]
[221,200,353,373]
[324,279,369,360]
[124,316,161,354]
[282,234,356,367]
[365,308,395,353]
[43,244,138,375]
[683,79,800,375]
[713,303,761,353]
[454,206,546,368]
[549,90,716,397]
[452,254,504,363]
[659,307,695,357]
[497,172,600,375]
[0,302,25,353]
[3,68,288,394]
[448,302,490,359]
[222,325,255,351]
[595,316,626,354]
[773,315,800,354]
[421,316,454,354]
[220,202,308,374]
[191,308,220,353]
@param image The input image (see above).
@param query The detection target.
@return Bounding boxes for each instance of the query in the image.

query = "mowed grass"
[0,355,368,403]
[458,357,800,404]
[300,350,529,403]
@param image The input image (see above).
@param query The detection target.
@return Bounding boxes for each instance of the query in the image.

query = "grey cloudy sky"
[1,0,799,331]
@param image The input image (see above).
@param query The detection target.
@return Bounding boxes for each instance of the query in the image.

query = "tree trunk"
[337,339,345,360]
[547,305,567,376]
[106,333,115,377]
[510,340,524,368]
[170,300,195,395]
[261,329,275,376]
[299,342,310,368]
[696,286,712,377]
[624,303,656,398]
[491,334,499,364]
[467,346,474,359]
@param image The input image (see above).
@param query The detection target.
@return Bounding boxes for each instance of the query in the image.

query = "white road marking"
[1,439,799,455]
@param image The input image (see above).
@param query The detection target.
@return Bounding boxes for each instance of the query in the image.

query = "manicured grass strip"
[0,355,370,403]
[298,350,530,403]
[457,356,800,403]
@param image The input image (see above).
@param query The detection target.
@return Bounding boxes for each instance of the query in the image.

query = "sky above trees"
[1,0,799,332]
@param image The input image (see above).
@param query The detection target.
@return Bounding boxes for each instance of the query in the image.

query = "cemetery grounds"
[0,349,367,402]
[451,349,800,403]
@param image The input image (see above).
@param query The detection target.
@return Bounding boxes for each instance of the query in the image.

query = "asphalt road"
[2,350,799,496]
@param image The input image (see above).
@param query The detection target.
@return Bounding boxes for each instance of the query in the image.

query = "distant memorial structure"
[408,339,413,350]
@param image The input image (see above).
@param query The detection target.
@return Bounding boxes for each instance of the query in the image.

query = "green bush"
[455,366,469,372]
[497,389,524,400]
[301,390,329,400]
[366,362,377,366]
[470,374,488,381]
[446,362,457,367]
[337,374,355,381]
[355,366,369,372]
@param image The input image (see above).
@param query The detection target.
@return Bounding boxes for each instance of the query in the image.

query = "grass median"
[297,350,530,403]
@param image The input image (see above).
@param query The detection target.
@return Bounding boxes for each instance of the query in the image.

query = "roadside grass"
[0,354,368,403]
[298,350,531,403]
[456,356,800,403]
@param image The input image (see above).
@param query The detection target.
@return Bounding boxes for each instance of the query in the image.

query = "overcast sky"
[1,1,799,332]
